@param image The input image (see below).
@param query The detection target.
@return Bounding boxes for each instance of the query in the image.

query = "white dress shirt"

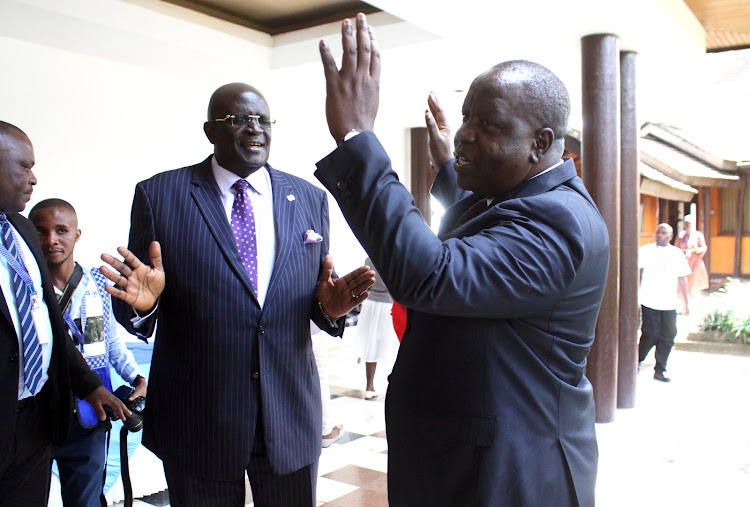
[0,222,54,399]
[211,157,276,308]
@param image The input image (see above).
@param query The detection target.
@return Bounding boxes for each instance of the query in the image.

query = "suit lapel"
[263,168,297,309]
[189,158,258,303]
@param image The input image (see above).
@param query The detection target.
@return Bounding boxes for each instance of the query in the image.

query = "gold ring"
[351,291,357,299]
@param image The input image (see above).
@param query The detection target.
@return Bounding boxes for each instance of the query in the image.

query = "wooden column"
[700,188,711,280]
[410,127,431,225]
[734,175,746,277]
[581,33,620,423]
[618,50,638,409]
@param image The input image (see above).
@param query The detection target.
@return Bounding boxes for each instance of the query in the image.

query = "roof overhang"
[640,138,740,188]
[640,162,698,202]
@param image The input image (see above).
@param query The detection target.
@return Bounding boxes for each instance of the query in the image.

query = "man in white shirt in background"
[638,223,691,382]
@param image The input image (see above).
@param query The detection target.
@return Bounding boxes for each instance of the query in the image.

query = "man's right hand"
[100,241,165,313]
[425,91,454,175]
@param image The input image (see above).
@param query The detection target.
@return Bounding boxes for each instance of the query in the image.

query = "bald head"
[0,121,36,213]
[491,60,570,141]
[207,83,267,122]
[0,121,28,143]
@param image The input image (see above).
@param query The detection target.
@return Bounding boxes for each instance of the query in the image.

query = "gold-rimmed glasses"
[211,114,276,129]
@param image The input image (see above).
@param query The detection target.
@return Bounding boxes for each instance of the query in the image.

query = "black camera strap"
[57,262,84,313]
[120,425,134,507]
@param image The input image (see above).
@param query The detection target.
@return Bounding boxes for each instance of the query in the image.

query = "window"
[720,176,750,234]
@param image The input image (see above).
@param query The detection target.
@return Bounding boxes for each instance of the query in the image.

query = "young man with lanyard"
[29,198,147,507]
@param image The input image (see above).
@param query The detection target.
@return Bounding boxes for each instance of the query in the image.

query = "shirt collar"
[210,156,270,196]
[485,159,564,205]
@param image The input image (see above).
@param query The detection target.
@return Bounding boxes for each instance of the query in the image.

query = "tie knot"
[232,179,250,194]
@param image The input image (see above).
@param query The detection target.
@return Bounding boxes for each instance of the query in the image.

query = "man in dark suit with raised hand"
[0,122,128,505]
[100,84,374,506]
[315,14,608,506]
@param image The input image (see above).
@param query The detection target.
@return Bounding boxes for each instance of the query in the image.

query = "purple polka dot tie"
[231,179,258,294]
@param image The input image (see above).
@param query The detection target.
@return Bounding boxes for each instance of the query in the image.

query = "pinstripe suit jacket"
[113,156,343,479]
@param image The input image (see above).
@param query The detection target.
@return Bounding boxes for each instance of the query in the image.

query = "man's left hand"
[317,254,375,318]
[319,13,381,143]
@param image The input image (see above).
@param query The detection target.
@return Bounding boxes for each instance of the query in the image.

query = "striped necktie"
[0,214,43,395]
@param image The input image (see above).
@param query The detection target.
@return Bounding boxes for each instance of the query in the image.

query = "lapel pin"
[287,194,296,201]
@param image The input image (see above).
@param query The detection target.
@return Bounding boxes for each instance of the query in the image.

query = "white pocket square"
[303,230,323,244]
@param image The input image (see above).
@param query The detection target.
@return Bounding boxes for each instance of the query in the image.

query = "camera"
[105,385,145,432]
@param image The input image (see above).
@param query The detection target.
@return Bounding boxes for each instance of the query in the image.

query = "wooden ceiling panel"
[160,0,380,35]
[683,0,750,52]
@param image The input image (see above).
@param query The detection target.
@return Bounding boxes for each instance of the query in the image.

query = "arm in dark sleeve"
[112,182,158,340]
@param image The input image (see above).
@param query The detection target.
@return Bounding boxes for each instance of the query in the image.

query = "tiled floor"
[114,342,395,507]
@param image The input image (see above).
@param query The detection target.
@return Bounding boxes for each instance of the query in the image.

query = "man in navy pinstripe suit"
[100,83,374,506]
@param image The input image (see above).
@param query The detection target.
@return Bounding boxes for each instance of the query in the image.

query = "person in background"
[638,223,691,383]
[674,214,708,309]
[311,321,343,447]
[29,198,147,507]
[0,121,127,505]
[354,257,398,399]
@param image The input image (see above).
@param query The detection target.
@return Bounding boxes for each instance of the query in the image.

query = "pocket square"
[304,230,323,244]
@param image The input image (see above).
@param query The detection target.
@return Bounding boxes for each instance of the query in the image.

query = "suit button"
[258,326,265,334]
[336,180,352,198]
[9,352,18,363]
[252,371,260,379]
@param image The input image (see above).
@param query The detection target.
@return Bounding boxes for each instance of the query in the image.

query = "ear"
[74,228,81,244]
[203,122,217,145]
[529,127,554,163]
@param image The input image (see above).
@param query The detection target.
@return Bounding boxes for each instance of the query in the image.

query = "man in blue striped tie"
[0,121,130,505]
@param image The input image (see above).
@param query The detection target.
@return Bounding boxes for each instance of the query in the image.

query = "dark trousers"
[163,438,316,506]
[52,419,110,507]
[639,305,677,373]
[0,395,52,506]
[163,408,317,506]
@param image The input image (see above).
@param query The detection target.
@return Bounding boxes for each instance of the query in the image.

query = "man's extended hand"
[85,385,132,422]
[319,13,380,143]
[100,241,165,313]
[425,92,454,175]
[317,254,375,319]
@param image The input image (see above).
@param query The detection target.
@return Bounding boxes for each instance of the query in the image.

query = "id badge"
[30,295,50,345]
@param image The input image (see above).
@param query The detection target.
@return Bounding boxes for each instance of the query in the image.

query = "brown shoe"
[654,371,671,383]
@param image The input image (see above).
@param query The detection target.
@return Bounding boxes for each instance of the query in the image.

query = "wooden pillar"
[618,50,638,409]
[700,188,711,280]
[410,127,431,225]
[734,175,746,277]
[581,33,620,423]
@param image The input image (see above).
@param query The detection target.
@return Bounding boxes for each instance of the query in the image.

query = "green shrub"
[699,278,750,345]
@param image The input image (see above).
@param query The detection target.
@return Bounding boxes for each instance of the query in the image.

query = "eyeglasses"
[212,114,276,128]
